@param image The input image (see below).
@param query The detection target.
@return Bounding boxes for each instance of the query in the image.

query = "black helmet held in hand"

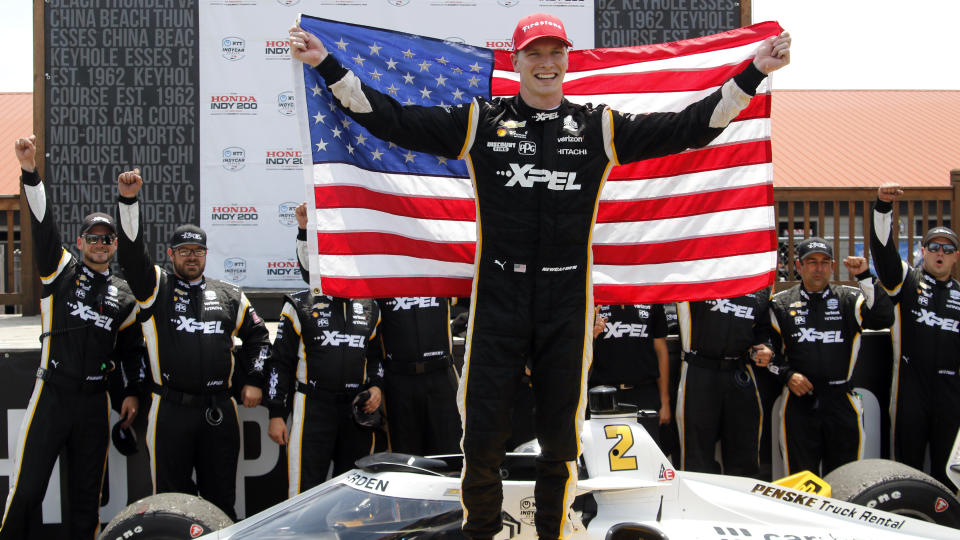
[352,390,382,430]
[112,419,138,456]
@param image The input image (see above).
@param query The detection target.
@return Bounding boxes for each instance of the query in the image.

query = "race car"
[99,389,960,539]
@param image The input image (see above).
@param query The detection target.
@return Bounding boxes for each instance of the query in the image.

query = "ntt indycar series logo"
[264,39,291,60]
[278,202,299,226]
[221,37,245,60]
[265,259,301,281]
[222,147,246,171]
[210,205,259,226]
[224,257,247,282]
[209,94,258,115]
[265,149,304,170]
[277,91,295,116]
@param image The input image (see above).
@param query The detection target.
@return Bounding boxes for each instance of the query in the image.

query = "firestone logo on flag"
[220,37,246,60]
[223,257,247,282]
[221,147,246,171]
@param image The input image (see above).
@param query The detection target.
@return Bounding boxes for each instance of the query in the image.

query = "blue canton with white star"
[301,16,494,177]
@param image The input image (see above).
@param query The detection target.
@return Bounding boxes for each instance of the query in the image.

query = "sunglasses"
[83,233,116,245]
[926,241,957,255]
[175,247,208,257]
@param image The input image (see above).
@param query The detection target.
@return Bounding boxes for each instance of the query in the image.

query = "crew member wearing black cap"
[590,304,671,445]
[114,169,271,519]
[675,290,772,478]
[289,12,791,539]
[768,238,893,476]
[2,136,141,539]
[870,183,960,486]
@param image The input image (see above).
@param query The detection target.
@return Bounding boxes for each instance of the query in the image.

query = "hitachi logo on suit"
[499,163,580,191]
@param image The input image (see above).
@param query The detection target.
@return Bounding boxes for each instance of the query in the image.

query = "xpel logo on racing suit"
[70,301,114,330]
[499,163,580,191]
[603,321,648,339]
[796,328,843,343]
[175,317,224,334]
[392,297,439,310]
[915,308,960,332]
[320,330,365,347]
[709,299,755,319]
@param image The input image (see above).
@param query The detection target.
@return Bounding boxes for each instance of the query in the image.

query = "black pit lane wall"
[1,331,889,538]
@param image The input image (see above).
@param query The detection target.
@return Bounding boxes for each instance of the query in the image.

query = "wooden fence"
[1,172,959,313]
[0,194,36,315]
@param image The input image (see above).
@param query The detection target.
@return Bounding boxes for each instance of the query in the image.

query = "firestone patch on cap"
[512,12,572,51]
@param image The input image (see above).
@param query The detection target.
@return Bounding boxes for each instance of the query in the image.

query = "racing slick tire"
[824,459,960,528]
[97,492,233,540]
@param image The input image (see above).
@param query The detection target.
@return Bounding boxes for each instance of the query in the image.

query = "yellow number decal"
[604,424,638,471]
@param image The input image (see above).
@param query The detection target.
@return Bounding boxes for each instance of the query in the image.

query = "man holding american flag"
[290,12,789,540]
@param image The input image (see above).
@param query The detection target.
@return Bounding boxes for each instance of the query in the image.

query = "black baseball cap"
[922,226,959,248]
[796,237,833,261]
[79,212,117,235]
[170,224,207,248]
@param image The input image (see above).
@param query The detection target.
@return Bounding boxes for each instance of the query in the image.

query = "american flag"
[296,14,781,303]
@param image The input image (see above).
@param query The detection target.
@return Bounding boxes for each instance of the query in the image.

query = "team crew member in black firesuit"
[268,205,383,496]
[290,14,791,539]
[590,304,671,443]
[292,203,461,456]
[266,291,383,496]
[675,290,773,477]
[870,183,960,487]
[1,136,141,540]
[114,170,271,519]
[768,239,893,476]
[376,296,462,455]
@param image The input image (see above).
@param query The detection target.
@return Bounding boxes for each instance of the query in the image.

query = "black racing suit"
[0,170,140,540]
[591,304,667,412]
[870,200,960,486]
[267,292,382,496]
[768,279,893,476]
[376,297,462,456]
[675,290,771,477]
[314,53,768,539]
[116,195,271,520]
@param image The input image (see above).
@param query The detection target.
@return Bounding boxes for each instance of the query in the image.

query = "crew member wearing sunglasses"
[114,168,271,520]
[870,182,960,487]
[2,136,142,539]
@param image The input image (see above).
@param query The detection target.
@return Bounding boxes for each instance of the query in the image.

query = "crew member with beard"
[114,169,271,519]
